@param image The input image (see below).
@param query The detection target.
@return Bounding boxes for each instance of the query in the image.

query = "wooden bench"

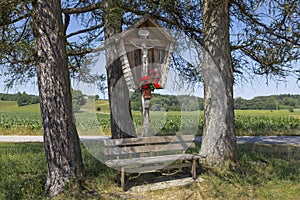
[102,134,202,190]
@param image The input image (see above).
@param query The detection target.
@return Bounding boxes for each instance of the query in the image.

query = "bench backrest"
[102,135,196,157]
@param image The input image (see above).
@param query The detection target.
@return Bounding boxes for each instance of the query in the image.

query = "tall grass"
[0,143,300,199]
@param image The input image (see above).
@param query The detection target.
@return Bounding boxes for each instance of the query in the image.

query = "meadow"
[0,100,300,136]
[0,142,299,199]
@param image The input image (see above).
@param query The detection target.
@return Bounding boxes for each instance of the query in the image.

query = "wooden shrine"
[118,15,175,136]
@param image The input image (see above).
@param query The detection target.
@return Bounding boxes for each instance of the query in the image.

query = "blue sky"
[234,76,300,99]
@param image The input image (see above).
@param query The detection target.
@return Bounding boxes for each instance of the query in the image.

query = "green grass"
[197,144,300,199]
[0,143,299,199]
[0,143,47,200]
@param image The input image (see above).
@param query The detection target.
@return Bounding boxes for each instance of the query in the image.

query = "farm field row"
[1,100,300,136]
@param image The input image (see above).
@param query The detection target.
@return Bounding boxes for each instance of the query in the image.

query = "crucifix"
[119,16,174,139]
[130,29,156,137]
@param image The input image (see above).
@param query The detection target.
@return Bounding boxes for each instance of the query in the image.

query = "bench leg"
[121,167,125,191]
[192,159,197,180]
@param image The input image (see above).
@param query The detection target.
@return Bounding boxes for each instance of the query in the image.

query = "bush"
[17,93,31,106]
[30,96,40,104]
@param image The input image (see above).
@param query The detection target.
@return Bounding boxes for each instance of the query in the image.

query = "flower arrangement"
[139,69,161,91]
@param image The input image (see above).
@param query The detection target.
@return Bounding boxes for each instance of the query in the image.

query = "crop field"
[1,100,300,136]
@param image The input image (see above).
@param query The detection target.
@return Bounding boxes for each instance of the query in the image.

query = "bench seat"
[102,135,201,190]
[105,153,200,167]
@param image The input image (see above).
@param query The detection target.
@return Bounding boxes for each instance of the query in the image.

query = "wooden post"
[142,93,151,137]
[192,159,197,180]
[121,167,125,191]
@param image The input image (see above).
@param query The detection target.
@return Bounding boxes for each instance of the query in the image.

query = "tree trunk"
[32,0,84,196]
[200,0,237,166]
[104,0,135,139]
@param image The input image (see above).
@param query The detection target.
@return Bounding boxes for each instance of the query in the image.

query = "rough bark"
[32,0,84,196]
[104,0,135,139]
[200,0,237,166]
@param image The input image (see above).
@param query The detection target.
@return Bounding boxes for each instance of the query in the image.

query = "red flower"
[140,70,161,91]
[140,76,150,82]
[154,82,161,89]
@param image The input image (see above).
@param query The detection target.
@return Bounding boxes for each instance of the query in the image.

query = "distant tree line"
[0,92,39,106]
[234,94,300,110]
[130,93,300,111]
[131,92,204,112]
[1,92,299,111]
[0,89,88,110]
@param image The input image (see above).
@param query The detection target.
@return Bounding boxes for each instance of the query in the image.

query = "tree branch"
[232,0,299,46]
[230,38,256,50]
[118,2,202,40]
[67,45,105,56]
[66,22,104,38]
[0,13,31,27]
[62,2,104,14]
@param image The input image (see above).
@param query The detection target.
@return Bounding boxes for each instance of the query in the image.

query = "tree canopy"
[1,1,299,87]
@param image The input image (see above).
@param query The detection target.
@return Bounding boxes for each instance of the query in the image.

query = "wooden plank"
[102,135,195,147]
[104,142,195,156]
[125,162,192,173]
[105,154,195,167]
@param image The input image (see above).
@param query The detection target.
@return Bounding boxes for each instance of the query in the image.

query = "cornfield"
[0,112,42,135]
[0,111,300,136]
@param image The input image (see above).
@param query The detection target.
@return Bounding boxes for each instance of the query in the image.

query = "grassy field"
[0,142,299,199]
[1,100,300,199]
[1,100,300,136]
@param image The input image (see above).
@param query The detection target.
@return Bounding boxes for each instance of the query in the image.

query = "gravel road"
[0,135,299,145]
